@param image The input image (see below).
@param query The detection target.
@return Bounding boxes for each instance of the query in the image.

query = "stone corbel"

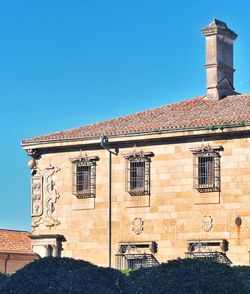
[27,149,40,171]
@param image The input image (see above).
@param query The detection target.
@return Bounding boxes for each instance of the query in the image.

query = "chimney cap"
[202,19,237,40]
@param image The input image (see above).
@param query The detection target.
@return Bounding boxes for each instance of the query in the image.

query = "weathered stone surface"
[26,135,250,266]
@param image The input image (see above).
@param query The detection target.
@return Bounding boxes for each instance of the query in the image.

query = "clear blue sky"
[0,0,250,231]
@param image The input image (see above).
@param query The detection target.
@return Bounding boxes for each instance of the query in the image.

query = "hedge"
[0,272,8,286]
[234,266,250,293]
[129,259,248,294]
[0,257,130,294]
[1,257,250,293]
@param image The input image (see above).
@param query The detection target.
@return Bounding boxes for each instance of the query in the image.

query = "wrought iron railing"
[124,149,153,196]
[185,251,232,265]
[185,241,232,266]
[115,253,159,270]
[192,147,221,193]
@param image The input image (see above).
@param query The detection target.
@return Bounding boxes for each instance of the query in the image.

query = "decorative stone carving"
[120,244,140,254]
[202,215,213,232]
[132,217,143,235]
[190,142,223,155]
[28,158,37,170]
[69,151,99,165]
[124,146,154,160]
[195,143,214,153]
[70,151,89,164]
[27,149,40,170]
[32,164,61,229]
[27,149,40,159]
[31,176,43,217]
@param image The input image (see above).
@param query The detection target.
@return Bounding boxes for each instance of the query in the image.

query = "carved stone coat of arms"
[132,218,143,235]
[202,215,213,232]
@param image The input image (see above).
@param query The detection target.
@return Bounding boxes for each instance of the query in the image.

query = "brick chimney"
[202,19,237,99]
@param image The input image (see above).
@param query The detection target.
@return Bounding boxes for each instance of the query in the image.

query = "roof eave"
[0,251,37,256]
[22,122,250,149]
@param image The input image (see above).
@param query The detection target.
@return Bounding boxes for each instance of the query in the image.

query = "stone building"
[0,229,39,273]
[22,20,250,268]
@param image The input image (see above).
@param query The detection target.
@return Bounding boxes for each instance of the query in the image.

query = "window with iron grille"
[192,145,221,192]
[70,153,99,199]
[125,150,153,196]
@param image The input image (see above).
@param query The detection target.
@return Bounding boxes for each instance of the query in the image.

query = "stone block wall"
[31,135,250,266]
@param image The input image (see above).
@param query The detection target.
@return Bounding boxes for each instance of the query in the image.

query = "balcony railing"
[185,240,232,267]
[185,251,232,265]
[115,253,159,270]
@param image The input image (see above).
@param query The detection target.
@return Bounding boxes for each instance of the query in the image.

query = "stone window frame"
[191,144,222,193]
[70,153,99,199]
[124,149,154,196]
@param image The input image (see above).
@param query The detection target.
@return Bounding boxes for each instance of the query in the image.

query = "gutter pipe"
[4,254,10,274]
[100,135,118,267]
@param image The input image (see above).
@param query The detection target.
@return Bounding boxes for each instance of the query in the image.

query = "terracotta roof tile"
[0,229,34,254]
[22,94,250,144]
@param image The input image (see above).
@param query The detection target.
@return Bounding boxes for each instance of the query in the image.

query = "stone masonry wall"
[31,135,250,266]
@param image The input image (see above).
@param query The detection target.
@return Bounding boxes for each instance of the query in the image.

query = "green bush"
[121,268,133,276]
[0,272,8,286]
[129,258,247,294]
[1,257,250,293]
[0,257,130,294]
[234,266,250,293]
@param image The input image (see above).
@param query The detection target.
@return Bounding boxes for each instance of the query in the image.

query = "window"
[130,161,145,191]
[70,153,99,199]
[75,164,91,195]
[115,242,159,270]
[125,149,153,196]
[192,145,221,192]
[198,156,214,187]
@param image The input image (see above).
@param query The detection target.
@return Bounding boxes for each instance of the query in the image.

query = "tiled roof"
[0,229,34,254]
[22,94,250,144]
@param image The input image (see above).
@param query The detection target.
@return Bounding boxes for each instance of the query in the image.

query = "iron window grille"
[124,149,153,196]
[185,241,232,265]
[70,153,99,199]
[115,243,159,270]
[191,144,222,193]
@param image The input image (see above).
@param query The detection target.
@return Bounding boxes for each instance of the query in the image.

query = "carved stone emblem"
[32,164,61,229]
[195,143,214,153]
[31,176,43,217]
[202,215,213,232]
[132,218,143,235]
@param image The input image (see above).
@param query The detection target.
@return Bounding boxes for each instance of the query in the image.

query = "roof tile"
[0,229,34,254]
[22,94,250,144]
